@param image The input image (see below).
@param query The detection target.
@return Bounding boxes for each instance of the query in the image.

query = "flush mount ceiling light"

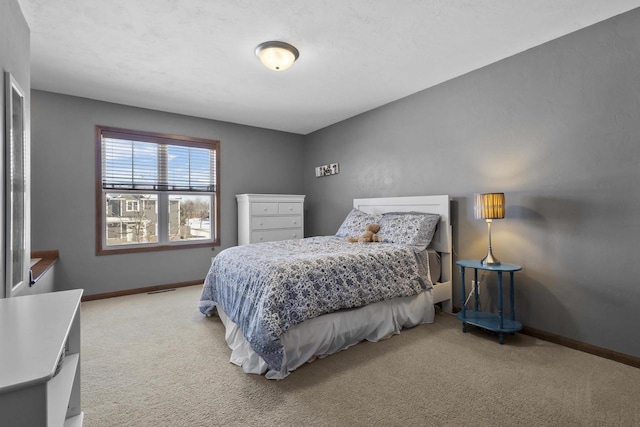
[255,41,299,71]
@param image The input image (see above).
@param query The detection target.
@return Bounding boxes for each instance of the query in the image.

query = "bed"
[199,195,452,379]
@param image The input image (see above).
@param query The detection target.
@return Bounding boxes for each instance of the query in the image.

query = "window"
[96,126,220,255]
[5,72,29,297]
[125,200,139,212]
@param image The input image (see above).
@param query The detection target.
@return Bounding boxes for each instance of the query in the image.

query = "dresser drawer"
[251,229,302,243]
[278,203,302,215]
[251,202,278,215]
[252,216,302,230]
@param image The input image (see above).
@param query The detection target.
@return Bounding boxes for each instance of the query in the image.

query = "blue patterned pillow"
[335,208,382,238]
[377,212,440,250]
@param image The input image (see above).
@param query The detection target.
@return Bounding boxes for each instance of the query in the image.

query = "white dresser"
[236,194,305,245]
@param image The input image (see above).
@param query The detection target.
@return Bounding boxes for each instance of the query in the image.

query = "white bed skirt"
[216,289,435,379]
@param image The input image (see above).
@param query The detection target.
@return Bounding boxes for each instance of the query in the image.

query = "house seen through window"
[96,126,220,254]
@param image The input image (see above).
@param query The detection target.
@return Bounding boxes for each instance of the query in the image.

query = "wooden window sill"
[30,250,59,284]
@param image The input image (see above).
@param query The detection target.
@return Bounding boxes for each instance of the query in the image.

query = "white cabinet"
[0,289,83,427]
[237,194,305,245]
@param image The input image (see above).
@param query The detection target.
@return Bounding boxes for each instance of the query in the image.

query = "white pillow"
[377,212,440,250]
[335,208,382,238]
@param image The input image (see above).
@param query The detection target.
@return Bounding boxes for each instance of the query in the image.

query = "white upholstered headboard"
[353,195,453,309]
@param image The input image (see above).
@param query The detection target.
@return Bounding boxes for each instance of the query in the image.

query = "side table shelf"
[0,289,84,426]
[456,260,522,344]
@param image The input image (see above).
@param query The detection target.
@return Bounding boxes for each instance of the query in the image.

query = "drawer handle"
[289,207,293,211]
[292,220,297,225]
[259,236,263,241]
[259,222,263,226]
[293,233,297,238]
[263,207,268,211]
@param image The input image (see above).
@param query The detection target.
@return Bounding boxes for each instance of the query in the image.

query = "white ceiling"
[19,0,640,135]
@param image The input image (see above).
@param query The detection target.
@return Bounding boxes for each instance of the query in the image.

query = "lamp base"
[482,219,500,266]
[481,250,501,266]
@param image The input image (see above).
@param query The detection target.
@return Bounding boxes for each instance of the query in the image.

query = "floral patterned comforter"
[199,236,431,371]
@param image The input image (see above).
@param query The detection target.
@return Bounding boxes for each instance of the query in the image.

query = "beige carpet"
[81,285,640,426]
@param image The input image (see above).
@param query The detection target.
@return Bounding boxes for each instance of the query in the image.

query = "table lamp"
[474,192,505,266]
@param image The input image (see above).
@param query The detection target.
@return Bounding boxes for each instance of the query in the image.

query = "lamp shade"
[474,193,505,220]
[255,41,299,71]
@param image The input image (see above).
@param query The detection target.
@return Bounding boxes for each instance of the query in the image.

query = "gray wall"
[304,9,640,358]
[30,91,304,296]
[1,0,30,298]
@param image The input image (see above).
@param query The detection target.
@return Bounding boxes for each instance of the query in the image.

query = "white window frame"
[125,200,139,212]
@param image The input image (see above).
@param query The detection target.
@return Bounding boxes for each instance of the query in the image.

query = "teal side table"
[456,260,522,344]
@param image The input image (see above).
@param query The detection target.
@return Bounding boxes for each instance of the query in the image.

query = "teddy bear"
[347,223,380,243]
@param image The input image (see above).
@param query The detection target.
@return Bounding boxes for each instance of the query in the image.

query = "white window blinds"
[101,134,217,192]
